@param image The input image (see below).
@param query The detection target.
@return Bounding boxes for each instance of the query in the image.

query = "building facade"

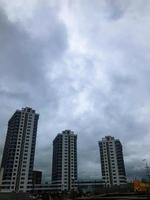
[99,136,126,187]
[52,130,77,191]
[0,107,39,192]
[32,170,42,185]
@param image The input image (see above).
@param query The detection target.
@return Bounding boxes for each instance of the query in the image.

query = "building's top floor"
[15,107,38,114]
[57,130,77,137]
[101,136,115,142]
[21,107,36,113]
[33,170,42,175]
[98,136,121,144]
[62,129,77,136]
[53,130,77,143]
[99,136,122,149]
[8,107,39,123]
[101,136,123,142]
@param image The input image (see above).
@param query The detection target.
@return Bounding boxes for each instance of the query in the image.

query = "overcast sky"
[0,0,150,182]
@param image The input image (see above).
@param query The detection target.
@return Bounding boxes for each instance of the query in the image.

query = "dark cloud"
[0,4,68,102]
[105,0,129,20]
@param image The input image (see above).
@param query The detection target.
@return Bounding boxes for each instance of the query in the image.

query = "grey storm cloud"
[0,5,67,96]
[0,0,150,182]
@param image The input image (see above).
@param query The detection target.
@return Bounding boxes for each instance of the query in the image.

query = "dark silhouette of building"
[52,130,77,191]
[32,170,42,184]
[0,107,39,192]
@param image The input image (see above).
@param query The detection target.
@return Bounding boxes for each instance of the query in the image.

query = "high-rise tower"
[0,107,39,192]
[99,136,126,187]
[52,130,77,191]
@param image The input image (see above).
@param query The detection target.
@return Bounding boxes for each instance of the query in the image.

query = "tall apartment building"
[52,130,77,191]
[98,136,126,187]
[0,107,39,192]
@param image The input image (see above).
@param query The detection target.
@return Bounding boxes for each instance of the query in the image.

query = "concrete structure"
[0,107,39,192]
[52,130,77,191]
[99,136,126,187]
[32,170,42,184]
